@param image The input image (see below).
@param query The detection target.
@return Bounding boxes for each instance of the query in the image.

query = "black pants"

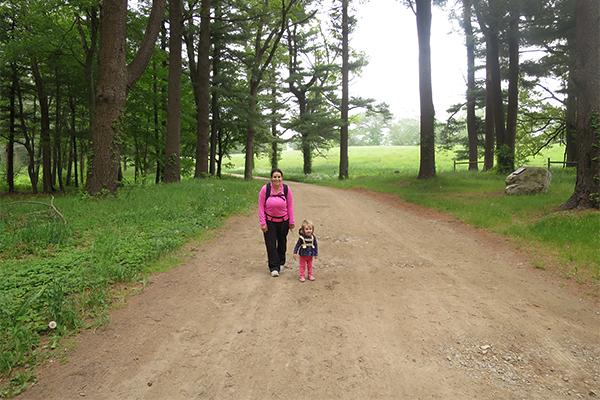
[263,219,290,272]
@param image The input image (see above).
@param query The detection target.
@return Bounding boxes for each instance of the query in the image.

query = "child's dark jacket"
[293,234,318,257]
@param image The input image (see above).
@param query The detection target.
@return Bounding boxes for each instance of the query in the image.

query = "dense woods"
[0,0,598,208]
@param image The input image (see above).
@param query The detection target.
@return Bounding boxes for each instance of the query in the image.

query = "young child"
[293,220,319,282]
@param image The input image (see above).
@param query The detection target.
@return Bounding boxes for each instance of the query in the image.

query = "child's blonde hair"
[298,219,314,235]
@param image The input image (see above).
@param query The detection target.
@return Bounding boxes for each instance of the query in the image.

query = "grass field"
[224,145,568,180]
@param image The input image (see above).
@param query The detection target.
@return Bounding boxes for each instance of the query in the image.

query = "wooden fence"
[547,158,577,169]
[453,160,484,171]
[453,159,577,171]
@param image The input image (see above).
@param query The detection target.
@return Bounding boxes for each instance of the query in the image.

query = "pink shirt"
[258,184,295,226]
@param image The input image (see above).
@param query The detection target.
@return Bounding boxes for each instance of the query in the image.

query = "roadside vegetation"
[0,177,264,397]
[0,145,597,397]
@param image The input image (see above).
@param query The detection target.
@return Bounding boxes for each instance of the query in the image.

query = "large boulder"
[505,167,552,195]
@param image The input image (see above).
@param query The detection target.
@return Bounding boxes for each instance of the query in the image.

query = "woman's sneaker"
[271,270,279,277]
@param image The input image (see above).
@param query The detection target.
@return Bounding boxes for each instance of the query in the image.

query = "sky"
[343,0,468,120]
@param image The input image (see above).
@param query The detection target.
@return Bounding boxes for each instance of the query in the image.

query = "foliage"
[0,177,264,394]
[348,113,388,146]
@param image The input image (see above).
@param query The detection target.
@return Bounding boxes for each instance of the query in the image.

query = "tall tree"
[503,0,519,173]
[194,0,212,178]
[483,36,495,171]
[164,0,183,183]
[475,0,509,173]
[463,0,479,170]
[562,0,599,210]
[285,10,337,175]
[337,0,350,180]
[31,59,54,192]
[75,7,99,142]
[242,0,300,181]
[86,0,166,195]
[413,0,436,179]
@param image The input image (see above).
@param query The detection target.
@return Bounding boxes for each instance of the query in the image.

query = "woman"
[258,169,295,277]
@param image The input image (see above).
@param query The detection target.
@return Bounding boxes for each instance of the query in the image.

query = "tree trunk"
[164,0,183,183]
[7,65,17,192]
[54,71,64,191]
[487,30,509,173]
[210,19,221,177]
[18,91,39,193]
[562,0,600,210]
[463,0,478,171]
[73,136,79,188]
[504,0,519,173]
[565,74,577,164]
[416,0,436,180]
[483,43,495,171]
[271,86,279,171]
[210,82,219,176]
[76,8,99,143]
[87,0,166,195]
[339,0,349,180]
[31,59,54,193]
[245,81,258,181]
[194,0,211,178]
[209,2,221,177]
[87,0,127,195]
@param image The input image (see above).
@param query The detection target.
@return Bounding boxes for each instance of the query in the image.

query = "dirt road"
[23,182,599,399]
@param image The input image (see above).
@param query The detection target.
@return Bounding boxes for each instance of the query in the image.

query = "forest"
[0,0,598,209]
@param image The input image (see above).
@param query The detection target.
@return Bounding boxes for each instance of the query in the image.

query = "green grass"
[0,177,264,396]
[226,144,568,179]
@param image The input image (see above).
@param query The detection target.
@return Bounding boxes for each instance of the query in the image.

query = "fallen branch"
[0,196,67,224]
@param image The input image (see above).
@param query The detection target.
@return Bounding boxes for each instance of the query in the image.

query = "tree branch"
[0,196,67,224]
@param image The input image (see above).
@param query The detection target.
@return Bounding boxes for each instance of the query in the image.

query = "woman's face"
[271,172,282,186]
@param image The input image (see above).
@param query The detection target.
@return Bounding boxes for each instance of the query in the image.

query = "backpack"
[264,183,289,220]
[265,183,288,202]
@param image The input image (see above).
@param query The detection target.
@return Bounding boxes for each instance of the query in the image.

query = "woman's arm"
[286,186,295,229]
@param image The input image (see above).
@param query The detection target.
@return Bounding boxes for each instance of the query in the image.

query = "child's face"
[304,225,313,235]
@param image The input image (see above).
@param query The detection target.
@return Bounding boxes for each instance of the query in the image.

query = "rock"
[505,167,552,195]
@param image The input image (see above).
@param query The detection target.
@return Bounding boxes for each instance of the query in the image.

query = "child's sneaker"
[299,276,305,282]
[308,275,315,281]
[271,270,279,277]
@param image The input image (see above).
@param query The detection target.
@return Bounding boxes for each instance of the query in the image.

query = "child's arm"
[314,235,318,259]
[293,238,301,260]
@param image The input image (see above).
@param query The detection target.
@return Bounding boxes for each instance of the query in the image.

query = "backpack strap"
[265,183,287,201]
[300,235,315,249]
[264,183,289,221]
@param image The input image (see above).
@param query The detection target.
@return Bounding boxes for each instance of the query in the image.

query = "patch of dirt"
[23,182,599,400]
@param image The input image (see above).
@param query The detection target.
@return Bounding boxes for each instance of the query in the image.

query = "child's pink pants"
[299,255,313,278]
